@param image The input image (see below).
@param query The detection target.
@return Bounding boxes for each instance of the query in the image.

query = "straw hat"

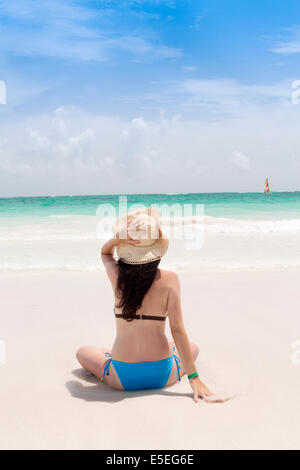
[113,207,169,265]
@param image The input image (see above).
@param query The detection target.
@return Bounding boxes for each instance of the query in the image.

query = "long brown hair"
[116,259,160,321]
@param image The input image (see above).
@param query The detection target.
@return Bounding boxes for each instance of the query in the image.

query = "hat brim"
[116,236,169,265]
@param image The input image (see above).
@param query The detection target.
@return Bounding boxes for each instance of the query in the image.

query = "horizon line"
[1,190,300,199]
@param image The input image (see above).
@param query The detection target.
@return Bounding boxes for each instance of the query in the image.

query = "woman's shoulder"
[158,269,180,287]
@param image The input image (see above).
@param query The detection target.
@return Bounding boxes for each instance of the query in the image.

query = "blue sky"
[1,0,300,196]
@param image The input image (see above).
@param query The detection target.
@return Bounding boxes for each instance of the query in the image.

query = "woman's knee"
[76,346,90,364]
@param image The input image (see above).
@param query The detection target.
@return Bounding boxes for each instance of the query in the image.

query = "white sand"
[0,269,299,450]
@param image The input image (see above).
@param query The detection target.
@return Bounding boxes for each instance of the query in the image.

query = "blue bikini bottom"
[101,347,181,391]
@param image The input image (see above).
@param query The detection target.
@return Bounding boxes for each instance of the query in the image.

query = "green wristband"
[188,372,199,381]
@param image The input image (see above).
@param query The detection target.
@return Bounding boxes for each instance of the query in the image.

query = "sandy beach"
[1,0,300,453]
[1,268,299,450]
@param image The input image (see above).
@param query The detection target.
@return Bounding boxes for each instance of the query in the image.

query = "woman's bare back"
[111,269,174,362]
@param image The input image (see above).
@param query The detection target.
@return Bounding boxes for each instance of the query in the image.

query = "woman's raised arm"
[101,231,140,282]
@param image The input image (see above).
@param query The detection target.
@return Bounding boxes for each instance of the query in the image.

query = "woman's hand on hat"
[114,227,140,245]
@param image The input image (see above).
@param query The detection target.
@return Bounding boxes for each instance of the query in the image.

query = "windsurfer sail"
[264,178,270,194]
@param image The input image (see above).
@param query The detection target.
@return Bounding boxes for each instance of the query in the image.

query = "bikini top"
[114,307,167,321]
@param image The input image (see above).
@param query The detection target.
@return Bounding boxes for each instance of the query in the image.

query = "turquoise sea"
[1,192,300,271]
[1,192,300,219]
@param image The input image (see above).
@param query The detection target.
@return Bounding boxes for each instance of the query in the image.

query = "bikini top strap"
[114,313,167,321]
[114,307,167,321]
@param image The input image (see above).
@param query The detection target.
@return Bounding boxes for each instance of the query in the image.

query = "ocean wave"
[1,261,300,272]
[0,234,98,241]
[47,214,81,219]
[1,215,300,241]
[0,263,103,271]
[161,215,300,233]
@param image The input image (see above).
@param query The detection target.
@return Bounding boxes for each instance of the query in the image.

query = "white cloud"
[228,151,251,172]
[69,128,95,146]
[270,26,300,55]
[273,42,300,54]
[182,66,198,72]
[1,95,300,196]
[0,0,182,62]
[119,77,294,119]
[106,36,182,60]
[27,128,50,150]
[181,78,291,101]
[291,153,300,169]
[131,117,148,130]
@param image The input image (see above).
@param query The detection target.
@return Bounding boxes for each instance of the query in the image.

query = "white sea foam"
[1,215,300,242]
[1,214,300,271]
[0,263,103,271]
[1,260,300,272]
[196,216,300,234]
[0,233,97,241]
[161,214,300,231]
